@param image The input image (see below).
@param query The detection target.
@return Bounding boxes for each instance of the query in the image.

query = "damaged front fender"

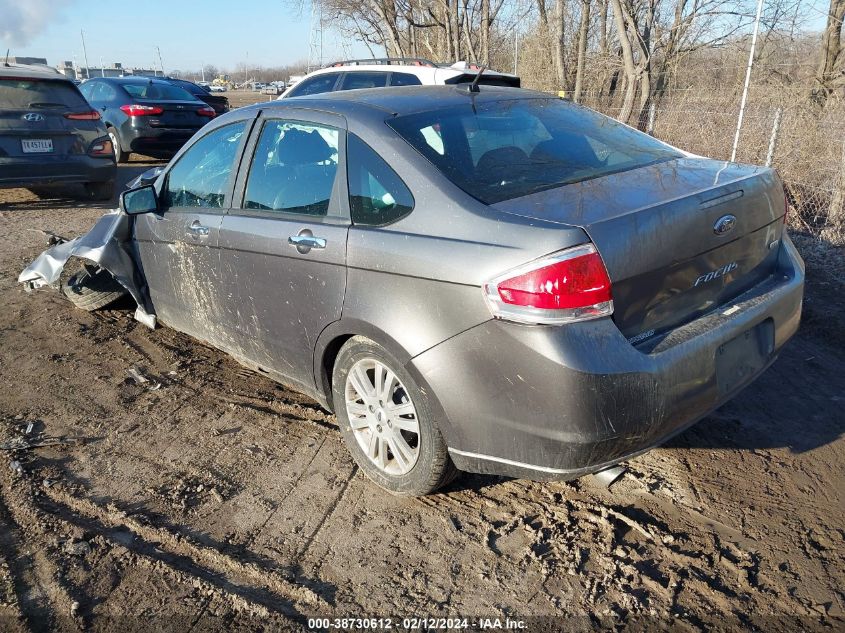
[18,210,156,328]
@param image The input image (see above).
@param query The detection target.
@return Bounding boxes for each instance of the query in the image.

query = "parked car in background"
[209,85,227,93]
[78,76,216,162]
[161,77,230,116]
[0,63,116,199]
[21,86,804,496]
[261,85,279,95]
[280,58,520,99]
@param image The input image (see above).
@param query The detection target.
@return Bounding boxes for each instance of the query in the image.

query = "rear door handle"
[187,220,209,238]
[288,235,326,249]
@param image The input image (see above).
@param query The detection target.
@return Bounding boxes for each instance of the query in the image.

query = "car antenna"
[467,66,486,93]
[4,49,10,67]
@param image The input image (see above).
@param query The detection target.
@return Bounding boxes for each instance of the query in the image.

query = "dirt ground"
[0,159,843,633]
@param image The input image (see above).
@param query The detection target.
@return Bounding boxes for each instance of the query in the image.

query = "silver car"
[20,86,804,495]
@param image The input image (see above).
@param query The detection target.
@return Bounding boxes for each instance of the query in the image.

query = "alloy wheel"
[344,358,420,476]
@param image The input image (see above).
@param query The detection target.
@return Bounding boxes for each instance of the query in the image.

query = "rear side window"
[162,121,247,209]
[390,72,422,87]
[122,82,195,101]
[243,120,339,216]
[347,134,414,226]
[286,74,340,98]
[0,79,87,109]
[388,98,681,204]
[340,72,388,91]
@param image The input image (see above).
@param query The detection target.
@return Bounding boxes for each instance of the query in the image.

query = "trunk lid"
[492,157,786,340]
[0,78,92,158]
[140,99,209,129]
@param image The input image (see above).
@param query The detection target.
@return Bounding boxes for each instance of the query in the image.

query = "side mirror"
[120,185,159,215]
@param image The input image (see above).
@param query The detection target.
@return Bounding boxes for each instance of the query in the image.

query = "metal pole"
[99,57,104,77]
[765,107,782,167]
[80,30,90,79]
[647,102,656,136]
[730,0,764,163]
[513,31,519,75]
[156,47,164,76]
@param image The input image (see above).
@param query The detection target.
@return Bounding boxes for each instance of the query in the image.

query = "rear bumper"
[410,235,805,480]
[0,154,116,188]
[119,121,200,155]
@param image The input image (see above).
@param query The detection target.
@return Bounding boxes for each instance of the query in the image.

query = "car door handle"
[187,221,210,237]
[288,235,326,249]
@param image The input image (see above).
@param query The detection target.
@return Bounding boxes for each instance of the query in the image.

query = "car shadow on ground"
[0,161,166,211]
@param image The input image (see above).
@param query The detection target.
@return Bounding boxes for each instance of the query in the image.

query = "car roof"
[263,85,550,118]
[0,62,69,81]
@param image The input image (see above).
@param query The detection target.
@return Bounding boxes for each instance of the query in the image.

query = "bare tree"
[811,0,845,106]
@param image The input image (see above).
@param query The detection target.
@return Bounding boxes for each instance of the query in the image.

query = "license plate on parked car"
[21,139,54,153]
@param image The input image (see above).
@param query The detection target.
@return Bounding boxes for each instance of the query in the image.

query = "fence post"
[646,102,656,136]
[765,107,783,167]
[825,139,845,241]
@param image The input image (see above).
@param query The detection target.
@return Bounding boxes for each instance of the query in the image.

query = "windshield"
[121,82,197,101]
[0,78,88,110]
[387,98,682,204]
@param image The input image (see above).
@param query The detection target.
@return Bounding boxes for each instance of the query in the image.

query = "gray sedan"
[20,86,804,495]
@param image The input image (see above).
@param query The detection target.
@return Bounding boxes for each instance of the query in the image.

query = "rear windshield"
[387,98,682,204]
[121,82,196,101]
[0,78,88,110]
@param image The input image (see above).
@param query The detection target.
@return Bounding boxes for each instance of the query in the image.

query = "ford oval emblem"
[22,113,45,122]
[713,214,737,235]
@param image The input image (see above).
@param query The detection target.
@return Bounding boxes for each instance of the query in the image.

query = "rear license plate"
[716,320,775,395]
[21,139,54,153]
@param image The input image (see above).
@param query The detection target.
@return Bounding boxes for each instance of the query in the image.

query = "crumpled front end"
[18,210,156,328]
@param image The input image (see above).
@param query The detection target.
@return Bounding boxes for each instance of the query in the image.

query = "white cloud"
[0,0,71,47]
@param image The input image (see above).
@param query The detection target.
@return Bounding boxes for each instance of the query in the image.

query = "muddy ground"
[0,160,843,633]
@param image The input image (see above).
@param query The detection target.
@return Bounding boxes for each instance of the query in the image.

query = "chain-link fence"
[575,89,845,244]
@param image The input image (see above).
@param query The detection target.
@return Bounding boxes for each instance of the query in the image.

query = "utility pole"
[245,51,249,87]
[201,63,205,83]
[156,46,164,76]
[80,30,90,79]
[99,56,104,77]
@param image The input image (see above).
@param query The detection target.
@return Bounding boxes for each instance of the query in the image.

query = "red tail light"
[197,106,216,117]
[120,104,164,116]
[65,110,101,120]
[483,244,613,324]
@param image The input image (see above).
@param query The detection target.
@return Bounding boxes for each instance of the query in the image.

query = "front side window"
[347,134,413,226]
[162,121,247,209]
[388,98,682,204]
[340,72,388,91]
[243,120,339,216]
[286,74,340,98]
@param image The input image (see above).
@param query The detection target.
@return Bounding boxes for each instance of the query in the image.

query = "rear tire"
[333,336,458,496]
[61,263,127,311]
[83,181,115,201]
[107,127,128,163]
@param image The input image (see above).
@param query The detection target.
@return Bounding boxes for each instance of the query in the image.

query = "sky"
[0,0,377,74]
[0,0,833,74]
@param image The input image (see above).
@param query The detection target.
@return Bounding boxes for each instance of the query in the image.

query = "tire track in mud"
[0,476,84,633]
[38,485,327,622]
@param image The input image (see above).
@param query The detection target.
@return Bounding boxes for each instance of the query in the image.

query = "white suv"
[278,58,520,99]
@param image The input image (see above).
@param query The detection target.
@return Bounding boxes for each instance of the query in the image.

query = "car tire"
[107,127,128,163]
[83,181,115,201]
[332,336,458,496]
[61,263,127,311]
